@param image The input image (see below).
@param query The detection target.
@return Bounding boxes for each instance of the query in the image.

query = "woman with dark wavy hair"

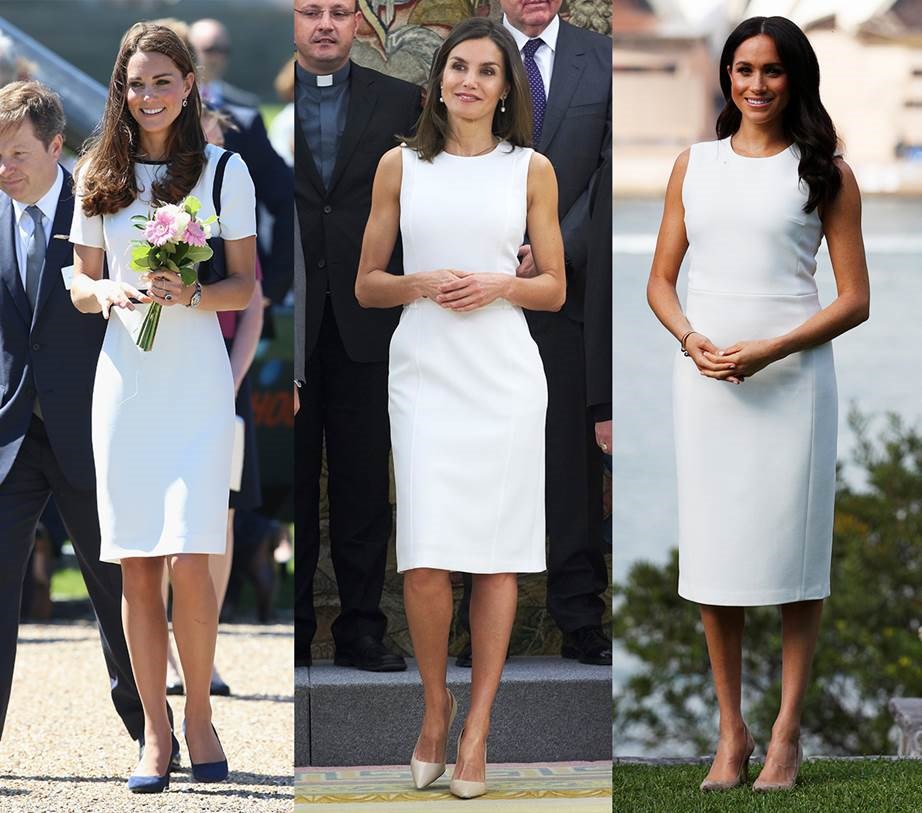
[647,16,869,792]
[355,17,565,799]
[69,22,256,792]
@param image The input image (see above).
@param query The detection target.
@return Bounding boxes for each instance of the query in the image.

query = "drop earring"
[500,96,506,113]
[439,85,444,103]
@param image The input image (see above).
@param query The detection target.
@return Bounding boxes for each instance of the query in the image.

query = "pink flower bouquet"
[129,195,217,351]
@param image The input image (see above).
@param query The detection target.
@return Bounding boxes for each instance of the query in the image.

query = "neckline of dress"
[440,141,505,159]
[725,136,794,160]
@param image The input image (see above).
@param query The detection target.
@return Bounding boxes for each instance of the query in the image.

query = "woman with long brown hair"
[355,17,565,799]
[69,22,256,792]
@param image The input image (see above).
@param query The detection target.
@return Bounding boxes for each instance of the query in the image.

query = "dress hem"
[678,581,830,607]
[397,559,546,575]
[101,534,227,564]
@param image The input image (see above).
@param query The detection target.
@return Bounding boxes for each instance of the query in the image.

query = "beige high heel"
[699,727,755,792]
[450,728,487,799]
[753,741,803,791]
[410,688,457,789]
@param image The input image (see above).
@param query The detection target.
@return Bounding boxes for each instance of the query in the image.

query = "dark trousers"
[0,416,144,740]
[459,313,607,634]
[294,299,392,652]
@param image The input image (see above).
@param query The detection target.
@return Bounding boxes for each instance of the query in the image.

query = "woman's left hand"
[435,272,510,312]
[146,269,192,307]
[704,338,779,379]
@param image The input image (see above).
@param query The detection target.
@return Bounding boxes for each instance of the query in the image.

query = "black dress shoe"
[334,636,406,672]
[210,677,231,697]
[295,650,312,668]
[561,625,612,665]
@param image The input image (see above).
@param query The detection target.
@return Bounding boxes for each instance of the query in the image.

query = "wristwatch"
[187,281,202,309]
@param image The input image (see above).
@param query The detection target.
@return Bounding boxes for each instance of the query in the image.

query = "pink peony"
[144,208,176,247]
[182,219,208,247]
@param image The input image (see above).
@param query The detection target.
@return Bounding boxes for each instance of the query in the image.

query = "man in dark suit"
[457,2,612,666]
[293,0,422,670]
[0,81,149,747]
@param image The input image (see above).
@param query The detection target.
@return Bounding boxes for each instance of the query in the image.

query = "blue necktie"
[523,39,547,146]
[25,205,45,312]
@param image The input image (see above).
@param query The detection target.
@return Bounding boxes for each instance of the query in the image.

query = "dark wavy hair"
[404,18,532,161]
[717,16,841,213]
[76,23,205,216]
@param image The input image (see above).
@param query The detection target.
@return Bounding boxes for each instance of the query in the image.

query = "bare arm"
[355,148,459,308]
[706,159,870,376]
[71,244,151,318]
[145,235,257,311]
[229,277,265,394]
[436,152,565,312]
[646,150,738,380]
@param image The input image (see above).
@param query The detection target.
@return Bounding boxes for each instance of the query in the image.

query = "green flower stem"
[137,302,162,352]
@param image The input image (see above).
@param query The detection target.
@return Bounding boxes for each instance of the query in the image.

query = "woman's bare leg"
[404,568,454,762]
[121,556,172,776]
[456,573,517,783]
[700,604,751,783]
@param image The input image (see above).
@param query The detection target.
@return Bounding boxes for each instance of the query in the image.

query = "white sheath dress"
[70,144,256,563]
[390,143,547,574]
[674,138,837,606]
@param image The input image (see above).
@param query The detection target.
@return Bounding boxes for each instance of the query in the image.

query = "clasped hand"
[418,269,509,312]
[685,333,778,384]
[143,270,192,308]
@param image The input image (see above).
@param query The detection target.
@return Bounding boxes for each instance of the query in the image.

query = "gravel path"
[1,620,292,812]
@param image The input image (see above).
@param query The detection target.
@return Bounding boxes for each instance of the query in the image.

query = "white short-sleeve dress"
[70,144,256,563]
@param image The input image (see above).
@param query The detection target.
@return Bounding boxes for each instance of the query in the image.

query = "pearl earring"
[439,86,444,103]
[182,98,188,108]
[500,97,506,113]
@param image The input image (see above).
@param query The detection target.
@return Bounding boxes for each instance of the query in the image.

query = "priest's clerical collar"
[297,60,351,87]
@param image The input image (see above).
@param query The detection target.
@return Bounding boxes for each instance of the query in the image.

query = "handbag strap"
[212,149,233,217]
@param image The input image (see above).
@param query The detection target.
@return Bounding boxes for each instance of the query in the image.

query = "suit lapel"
[540,21,586,152]
[295,112,326,196]
[32,170,73,326]
[327,63,376,194]
[0,195,32,329]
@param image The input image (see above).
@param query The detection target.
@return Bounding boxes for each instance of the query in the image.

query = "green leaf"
[179,268,197,286]
[183,195,201,216]
[201,215,218,226]
[184,246,213,263]
[164,258,180,274]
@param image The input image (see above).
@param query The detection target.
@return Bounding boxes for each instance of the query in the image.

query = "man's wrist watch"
[187,281,202,308]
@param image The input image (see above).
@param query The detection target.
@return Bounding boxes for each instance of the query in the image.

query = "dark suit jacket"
[294,203,306,384]
[223,103,294,304]
[585,155,611,421]
[536,19,612,322]
[0,169,106,490]
[295,61,422,368]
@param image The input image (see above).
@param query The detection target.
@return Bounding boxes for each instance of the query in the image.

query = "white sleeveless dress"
[70,145,256,562]
[390,143,547,574]
[675,138,837,606]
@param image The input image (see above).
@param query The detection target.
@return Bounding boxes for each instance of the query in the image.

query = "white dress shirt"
[12,164,62,288]
[502,13,559,97]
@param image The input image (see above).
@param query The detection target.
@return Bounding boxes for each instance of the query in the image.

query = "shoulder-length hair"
[716,16,841,214]
[404,18,532,161]
[76,22,205,216]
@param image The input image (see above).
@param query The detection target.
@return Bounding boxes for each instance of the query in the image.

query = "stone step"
[296,657,611,766]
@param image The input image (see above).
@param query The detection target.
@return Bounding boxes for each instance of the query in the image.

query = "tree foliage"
[614,411,922,755]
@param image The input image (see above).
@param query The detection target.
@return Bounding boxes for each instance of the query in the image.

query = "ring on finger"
[165,293,173,301]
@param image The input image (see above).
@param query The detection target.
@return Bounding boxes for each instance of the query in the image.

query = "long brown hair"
[404,18,533,161]
[76,23,205,216]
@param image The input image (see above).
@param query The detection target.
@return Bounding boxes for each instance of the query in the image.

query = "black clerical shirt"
[295,61,351,189]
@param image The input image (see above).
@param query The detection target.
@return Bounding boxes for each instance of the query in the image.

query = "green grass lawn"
[614,760,922,813]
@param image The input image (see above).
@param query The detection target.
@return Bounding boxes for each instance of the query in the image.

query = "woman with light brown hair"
[69,22,257,792]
